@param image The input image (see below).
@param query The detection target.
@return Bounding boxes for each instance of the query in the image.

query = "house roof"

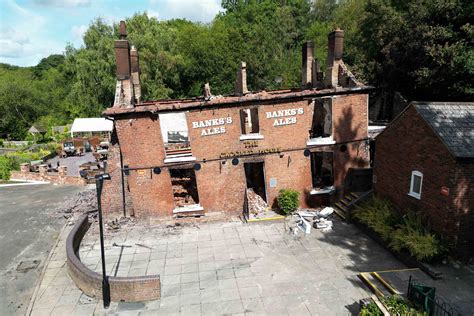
[413,102,474,158]
[70,118,113,134]
[28,125,47,134]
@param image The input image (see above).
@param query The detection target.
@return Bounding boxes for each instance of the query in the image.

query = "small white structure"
[70,118,113,139]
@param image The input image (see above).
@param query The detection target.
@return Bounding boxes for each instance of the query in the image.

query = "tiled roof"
[413,102,474,158]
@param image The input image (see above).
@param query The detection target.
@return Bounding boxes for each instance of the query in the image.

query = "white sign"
[192,117,233,136]
[266,108,304,127]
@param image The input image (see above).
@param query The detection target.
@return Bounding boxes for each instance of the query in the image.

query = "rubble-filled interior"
[240,108,259,134]
[244,162,266,201]
[310,152,334,188]
[170,168,200,207]
[311,99,332,138]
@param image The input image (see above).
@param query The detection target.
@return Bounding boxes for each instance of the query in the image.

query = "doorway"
[244,162,266,202]
[169,168,200,207]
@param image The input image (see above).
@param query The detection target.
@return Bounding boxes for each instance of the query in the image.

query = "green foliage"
[0,0,471,140]
[354,197,399,241]
[390,213,444,262]
[277,189,299,215]
[359,302,382,316]
[0,156,15,180]
[0,148,52,180]
[354,197,445,262]
[382,295,425,316]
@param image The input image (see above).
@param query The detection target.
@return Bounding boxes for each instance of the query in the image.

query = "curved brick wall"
[66,215,160,302]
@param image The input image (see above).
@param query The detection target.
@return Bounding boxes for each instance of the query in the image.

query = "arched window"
[409,170,423,199]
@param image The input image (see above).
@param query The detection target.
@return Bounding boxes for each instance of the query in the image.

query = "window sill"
[310,186,335,195]
[408,192,421,200]
[240,134,264,141]
[164,155,196,164]
[306,137,336,146]
[173,204,204,214]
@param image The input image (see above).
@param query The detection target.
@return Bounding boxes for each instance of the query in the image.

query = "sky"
[0,0,222,67]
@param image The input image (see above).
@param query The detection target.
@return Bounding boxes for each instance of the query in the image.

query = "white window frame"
[408,170,423,199]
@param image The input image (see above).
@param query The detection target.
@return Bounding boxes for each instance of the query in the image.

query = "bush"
[382,295,424,316]
[277,189,299,215]
[354,197,445,262]
[354,197,400,241]
[359,302,382,316]
[390,213,443,262]
[0,156,16,180]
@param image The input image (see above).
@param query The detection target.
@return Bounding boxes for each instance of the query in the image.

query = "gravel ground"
[46,152,101,177]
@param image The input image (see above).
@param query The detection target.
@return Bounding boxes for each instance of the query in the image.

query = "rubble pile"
[287,207,335,235]
[171,175,198,206]
[56,189,97,222]
[247,188,268,216]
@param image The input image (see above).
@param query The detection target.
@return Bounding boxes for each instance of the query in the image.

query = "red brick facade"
[374,105,474,257]
[104,94,369,218]
[101,22,371,221]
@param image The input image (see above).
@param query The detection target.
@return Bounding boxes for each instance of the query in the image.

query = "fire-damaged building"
[101,21,372,219]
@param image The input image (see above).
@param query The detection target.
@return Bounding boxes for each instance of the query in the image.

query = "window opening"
[170,168,200,207]
[160,112,194,163]
[310,99,332,139]
[310,152,334,189]
[240,108,259,135]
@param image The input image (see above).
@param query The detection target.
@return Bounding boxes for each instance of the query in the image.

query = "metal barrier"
[407,276,461,316]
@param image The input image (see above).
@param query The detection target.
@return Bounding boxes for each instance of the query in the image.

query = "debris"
[314,218,333,231]
[247,188,269,216]
[296,214,312,234]
[319,207,334,218]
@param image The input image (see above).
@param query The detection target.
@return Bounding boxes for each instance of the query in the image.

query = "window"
[408,170,423,199]
[310,152,334,192]
[240,108,259,135]
[307,98,335,146]
[170,168,200,207]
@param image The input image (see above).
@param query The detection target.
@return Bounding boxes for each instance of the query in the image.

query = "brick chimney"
[130,46,141,103]
[235,61,248,96]
[114,21,130,80]
[325,28,344,88]
[302,41,314,87]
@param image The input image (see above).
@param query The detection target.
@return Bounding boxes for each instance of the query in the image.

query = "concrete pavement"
[0,183,84,315]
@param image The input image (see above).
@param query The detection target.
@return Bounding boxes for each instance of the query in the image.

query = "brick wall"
[10,170,87,186]
[374,105,471,249]
[67,215,161,302]
[452,160,474,257]
[103,92,369,217]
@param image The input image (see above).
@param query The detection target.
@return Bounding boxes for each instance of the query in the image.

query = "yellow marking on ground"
[359,272,385,298]
[247,216,285,222]
[371,272,400,295]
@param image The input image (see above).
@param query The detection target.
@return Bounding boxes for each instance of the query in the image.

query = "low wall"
[66,215,161,302]
[10,169,87,186]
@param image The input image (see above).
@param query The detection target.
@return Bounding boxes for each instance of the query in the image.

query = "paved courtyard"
[31,217,414,315]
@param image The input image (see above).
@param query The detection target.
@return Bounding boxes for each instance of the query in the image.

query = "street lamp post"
[95,173,111,308]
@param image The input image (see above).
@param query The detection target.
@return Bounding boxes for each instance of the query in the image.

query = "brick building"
[101,22,372,219]
[374,102,474,257]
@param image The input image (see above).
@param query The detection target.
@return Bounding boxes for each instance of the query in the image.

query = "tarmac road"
[0,183,84,315]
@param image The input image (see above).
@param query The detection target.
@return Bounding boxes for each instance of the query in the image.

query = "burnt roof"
[103,86,372,117]
[413,102,474,158]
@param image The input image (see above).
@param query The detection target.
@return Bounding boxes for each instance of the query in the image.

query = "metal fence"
[407,276,461,316]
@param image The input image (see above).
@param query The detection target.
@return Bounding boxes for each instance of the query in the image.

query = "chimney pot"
[204,83,212,100]
[119,20,127,39]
